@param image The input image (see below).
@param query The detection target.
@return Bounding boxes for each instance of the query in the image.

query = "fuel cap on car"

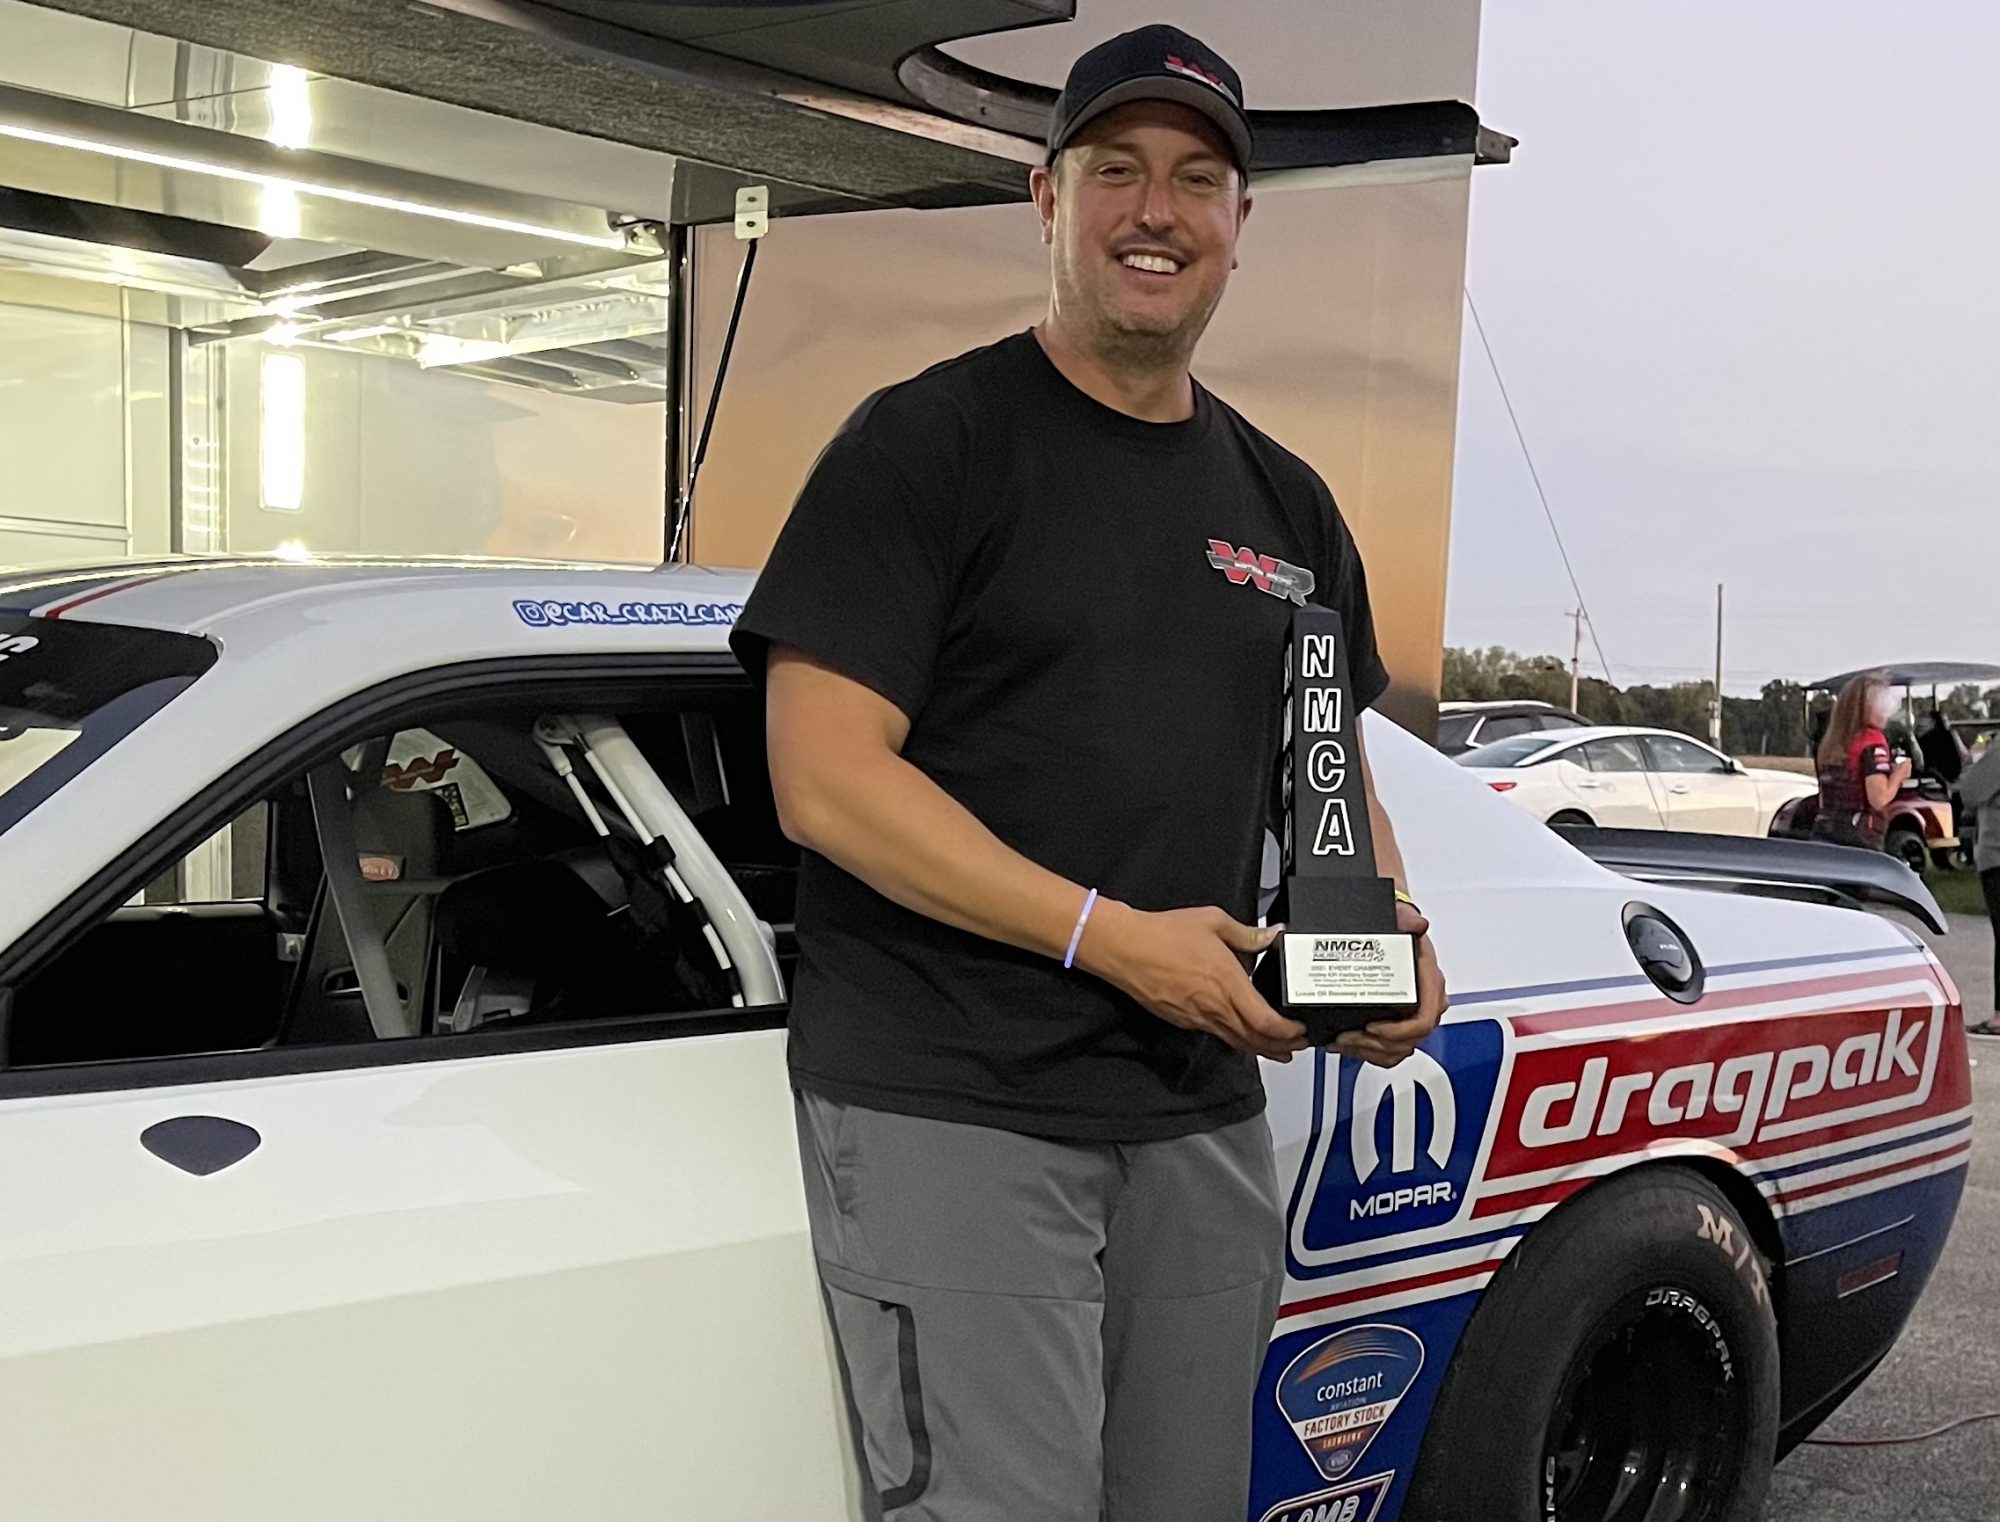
[1622,902,1704,1003]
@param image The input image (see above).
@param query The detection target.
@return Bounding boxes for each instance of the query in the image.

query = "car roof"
[1437,699,1564,712]
[0,555,756,658]
[1464,725,1718,756]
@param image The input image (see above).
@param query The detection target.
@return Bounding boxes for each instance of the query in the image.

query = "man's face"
[1032,101,1251,359]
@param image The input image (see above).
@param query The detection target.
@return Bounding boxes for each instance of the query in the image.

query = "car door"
[1518,739,1599,820]
[1642,734,1761,835]
[1573,736,1669,827]
[0,672,859,1522]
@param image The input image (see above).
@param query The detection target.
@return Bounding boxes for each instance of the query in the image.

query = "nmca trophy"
[1253,605,1419,1043]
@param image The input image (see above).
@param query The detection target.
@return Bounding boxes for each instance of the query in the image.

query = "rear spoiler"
[1551,825,1948,935]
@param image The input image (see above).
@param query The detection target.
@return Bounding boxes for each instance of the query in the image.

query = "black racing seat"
[689,801,797,926]
[282,785,453,1046]
[431,852,726,1030]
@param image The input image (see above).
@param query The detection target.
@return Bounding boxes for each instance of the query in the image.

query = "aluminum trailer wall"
[683,3,1483,736]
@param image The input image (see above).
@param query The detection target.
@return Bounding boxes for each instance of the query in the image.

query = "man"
[1959,737,2000,1038]
[1918,710,1966,786]
[730,24,1448,1521]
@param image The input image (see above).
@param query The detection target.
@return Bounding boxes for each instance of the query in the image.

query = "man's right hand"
[1078,901,1311,1061]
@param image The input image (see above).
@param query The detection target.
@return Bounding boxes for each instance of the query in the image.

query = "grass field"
[1739,755,1816,775]
[1927,866,1989,918]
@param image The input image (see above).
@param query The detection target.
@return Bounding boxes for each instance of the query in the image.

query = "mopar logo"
[1293,1019,1503,1257]
[1352,1052,1455,1182]
[1349,1051,1457,1220]
[1315,938,1385,963]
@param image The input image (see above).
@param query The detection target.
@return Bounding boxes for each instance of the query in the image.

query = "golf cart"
[1774,660,2000,872]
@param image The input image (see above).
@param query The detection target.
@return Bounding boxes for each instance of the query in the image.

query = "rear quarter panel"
[1246,723,1971,1522]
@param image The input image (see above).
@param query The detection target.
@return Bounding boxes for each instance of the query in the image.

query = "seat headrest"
[351,785,454,873]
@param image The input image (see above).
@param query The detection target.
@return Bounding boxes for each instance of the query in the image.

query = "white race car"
[1457,725,1818,837]
[0,558,1971,1522]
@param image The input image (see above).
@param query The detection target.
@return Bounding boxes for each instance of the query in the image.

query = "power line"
[1464,288,1622,688]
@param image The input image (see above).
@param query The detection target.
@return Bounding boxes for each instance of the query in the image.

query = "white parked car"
[1456,725,1818,836]
[0,559,1969,1522]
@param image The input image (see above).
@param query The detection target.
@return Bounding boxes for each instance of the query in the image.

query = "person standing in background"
[1917,709,1970,840]
[1813,672,1911,851]
[1958,738,2000,1037]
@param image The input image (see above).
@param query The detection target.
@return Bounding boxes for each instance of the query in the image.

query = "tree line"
[1442,646,2000,758]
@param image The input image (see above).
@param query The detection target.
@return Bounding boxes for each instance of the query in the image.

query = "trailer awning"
[1808,662,2000,692]
[27,0,1512,215]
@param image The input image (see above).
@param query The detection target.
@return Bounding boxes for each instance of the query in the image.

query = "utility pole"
[1568,608,1584,715]
[1711,583,1725,747]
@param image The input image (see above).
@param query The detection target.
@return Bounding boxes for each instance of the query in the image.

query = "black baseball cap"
[1046,24,1253,172]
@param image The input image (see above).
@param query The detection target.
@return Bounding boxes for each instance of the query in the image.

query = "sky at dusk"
[1452,2,2000,693]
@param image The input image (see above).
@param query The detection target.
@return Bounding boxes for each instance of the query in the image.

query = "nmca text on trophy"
[1312,938,1388,963]
[1253,606,1420,1042]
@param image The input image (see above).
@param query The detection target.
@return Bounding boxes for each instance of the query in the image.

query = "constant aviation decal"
[1251,1298,1478,1522]
[1275,1325,1424,1483]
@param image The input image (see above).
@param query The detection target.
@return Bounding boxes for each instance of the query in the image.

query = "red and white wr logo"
[1207,540,1315,606]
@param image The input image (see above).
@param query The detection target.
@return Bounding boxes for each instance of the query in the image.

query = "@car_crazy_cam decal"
[512,597,743,629]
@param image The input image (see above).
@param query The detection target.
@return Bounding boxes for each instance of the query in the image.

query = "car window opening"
[2,689,797,1073]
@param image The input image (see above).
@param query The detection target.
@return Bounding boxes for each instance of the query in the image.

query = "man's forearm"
[782,740,1094,964]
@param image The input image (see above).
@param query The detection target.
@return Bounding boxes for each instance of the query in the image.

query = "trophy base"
[1261,929,1420,1043]
[1264,872,1424,1040]
[1254,873,1420,1044]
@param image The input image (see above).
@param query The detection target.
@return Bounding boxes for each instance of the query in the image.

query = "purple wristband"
[1063,888,1100,969]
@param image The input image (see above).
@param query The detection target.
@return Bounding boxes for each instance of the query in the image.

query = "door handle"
[141,1115,261,1176]
[1668,784,1692,794]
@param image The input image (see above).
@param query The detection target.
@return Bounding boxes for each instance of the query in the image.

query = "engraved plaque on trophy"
[1253,606,1420,1043]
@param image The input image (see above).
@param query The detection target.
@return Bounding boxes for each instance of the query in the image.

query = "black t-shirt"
[731,331,1388,1141]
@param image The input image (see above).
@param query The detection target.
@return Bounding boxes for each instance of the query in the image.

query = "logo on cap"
[1164,53,1239,106]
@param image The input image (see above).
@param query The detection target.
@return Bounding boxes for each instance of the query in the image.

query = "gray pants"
[794,1090,1284,1522]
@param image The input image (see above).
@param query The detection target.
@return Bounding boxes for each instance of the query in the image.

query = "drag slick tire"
[1401,1166,1778,1522]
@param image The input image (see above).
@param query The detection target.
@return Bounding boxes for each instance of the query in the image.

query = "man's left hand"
[1333,899,1447,1068]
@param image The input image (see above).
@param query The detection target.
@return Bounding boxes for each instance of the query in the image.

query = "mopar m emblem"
[1291,1020,1504,1262]
[1352,1051,1455,1182]
[1348,1052,1458,1221]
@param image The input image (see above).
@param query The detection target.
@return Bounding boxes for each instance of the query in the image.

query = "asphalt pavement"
[1764,911,1999,1522]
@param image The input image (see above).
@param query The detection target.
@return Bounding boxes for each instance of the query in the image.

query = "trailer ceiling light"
[0,121,628,251]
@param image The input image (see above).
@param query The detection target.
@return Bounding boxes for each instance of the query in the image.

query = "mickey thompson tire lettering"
[1399,1167,1779,1522]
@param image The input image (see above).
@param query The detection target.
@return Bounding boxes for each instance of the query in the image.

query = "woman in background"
[1813,671,1911,851]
